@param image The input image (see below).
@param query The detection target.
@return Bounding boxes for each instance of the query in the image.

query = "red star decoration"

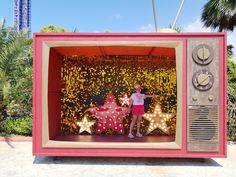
[88,93,129,134]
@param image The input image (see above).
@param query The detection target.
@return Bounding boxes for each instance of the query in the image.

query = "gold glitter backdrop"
[61,55,177,135]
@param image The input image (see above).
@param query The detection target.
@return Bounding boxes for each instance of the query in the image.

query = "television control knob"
[192,44,213,65]
[197,46,210,61]
[192,95,198,101]
[197,73,210,86]
[192,70,214,91]
[208,95,214,101]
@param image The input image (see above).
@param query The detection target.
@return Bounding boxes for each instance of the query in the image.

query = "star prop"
[76,116,96,134]
[88,93,129,134]
[119,93,130,106]
[143,103,175,135]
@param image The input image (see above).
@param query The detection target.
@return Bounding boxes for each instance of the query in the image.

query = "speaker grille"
[187,105,219,152]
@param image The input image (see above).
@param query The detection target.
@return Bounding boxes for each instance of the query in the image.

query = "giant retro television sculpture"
[33,33,227,157]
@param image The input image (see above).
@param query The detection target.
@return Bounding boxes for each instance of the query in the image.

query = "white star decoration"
[143,103,175,135]
[76,116,96,134]
[119,93,130,106]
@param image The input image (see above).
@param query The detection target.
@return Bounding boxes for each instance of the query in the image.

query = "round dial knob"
[196,73,210,86]
[192,70,214,91]
[197,46,210,61]
[192,44,213,65]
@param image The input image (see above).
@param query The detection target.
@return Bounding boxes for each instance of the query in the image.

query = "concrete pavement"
[0,141,235,177]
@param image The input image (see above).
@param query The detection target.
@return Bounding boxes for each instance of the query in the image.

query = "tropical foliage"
[227,44,234,57]
[40,24,67,32]
[0,19,32,136]
[201,0,236,31]
[3,116,32,136]
[226,53,236,137]
[227,56,236,141]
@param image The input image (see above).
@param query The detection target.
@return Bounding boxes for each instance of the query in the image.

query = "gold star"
[76,116,96,134]
[143,103,175,135]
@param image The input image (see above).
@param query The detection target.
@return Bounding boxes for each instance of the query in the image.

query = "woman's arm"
[128,99,133,113]
[144,95,156,99]
[129,99,133,109]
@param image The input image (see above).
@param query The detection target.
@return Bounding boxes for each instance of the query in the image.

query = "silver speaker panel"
[187,105,219,152]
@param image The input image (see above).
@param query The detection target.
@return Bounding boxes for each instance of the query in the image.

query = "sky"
[0,0,235,55]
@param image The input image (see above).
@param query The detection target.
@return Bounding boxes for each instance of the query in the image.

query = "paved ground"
[0,141,235,177]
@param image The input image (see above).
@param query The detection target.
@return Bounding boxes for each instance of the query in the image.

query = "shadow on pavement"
[33,156,222,167]
[4,136,15,149]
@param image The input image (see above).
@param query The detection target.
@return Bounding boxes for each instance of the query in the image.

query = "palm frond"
[201,0,236,31]
[0,29,31,78]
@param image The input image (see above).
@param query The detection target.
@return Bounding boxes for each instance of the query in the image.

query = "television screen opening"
[43,41,183,149]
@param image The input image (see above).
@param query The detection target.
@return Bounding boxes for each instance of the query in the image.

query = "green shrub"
[228,107,236,141]
[3,116,32,136]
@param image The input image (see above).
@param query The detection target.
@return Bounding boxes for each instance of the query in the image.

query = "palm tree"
[0,18,32,117]
[0,19,31,79]
[201,0,236,31]
[227,44,234,57]
[40,24,67,32]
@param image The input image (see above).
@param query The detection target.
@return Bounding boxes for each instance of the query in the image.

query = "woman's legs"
[136,115,143,136]
[129,115,137,136]
[128,115,143,138]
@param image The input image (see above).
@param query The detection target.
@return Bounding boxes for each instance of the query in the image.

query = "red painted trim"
[48,48,62,139]
[33,35,43,154]
[32,34,37,153]
[33,32,226,37]
[33,148,226,158]
[220,33,228,156]
[182,39,187,153]
[0,136,32,142]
